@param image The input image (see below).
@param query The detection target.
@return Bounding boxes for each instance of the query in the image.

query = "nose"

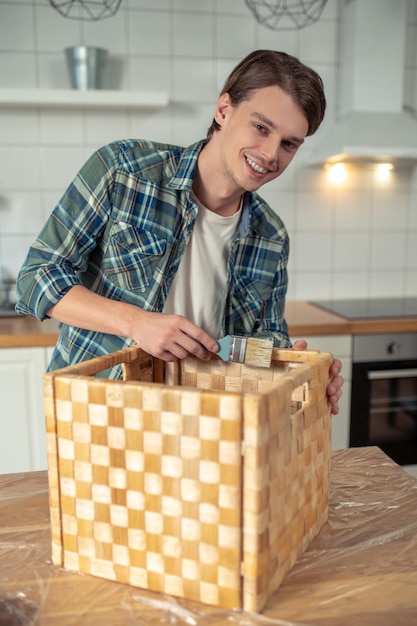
[260,134,280,165]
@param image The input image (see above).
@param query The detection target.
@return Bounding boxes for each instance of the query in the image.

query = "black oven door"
[350,359,417,465]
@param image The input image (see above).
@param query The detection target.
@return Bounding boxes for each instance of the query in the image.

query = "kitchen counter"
[0,316,59,348]
[1,447,416,625]
[285,300,350,335]
[285,300,417,336]
[2,302,417,349]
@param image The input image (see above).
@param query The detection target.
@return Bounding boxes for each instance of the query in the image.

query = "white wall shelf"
[0,88,169,110]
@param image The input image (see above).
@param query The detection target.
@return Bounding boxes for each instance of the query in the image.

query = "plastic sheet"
[1,447,417,626]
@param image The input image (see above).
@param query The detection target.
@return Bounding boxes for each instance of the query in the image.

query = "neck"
[193,142,243,217]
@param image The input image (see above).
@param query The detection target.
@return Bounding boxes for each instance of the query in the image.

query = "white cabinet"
[0,347,49,474]
[292,334,353,451]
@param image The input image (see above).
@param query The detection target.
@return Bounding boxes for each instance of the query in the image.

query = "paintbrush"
[216,335,274,368]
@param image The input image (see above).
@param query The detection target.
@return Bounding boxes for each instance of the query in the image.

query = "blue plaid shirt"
[16,139,291,377]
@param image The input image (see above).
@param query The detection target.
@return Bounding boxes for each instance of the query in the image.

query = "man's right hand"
[47,285,218,362]
[129,310,218,362]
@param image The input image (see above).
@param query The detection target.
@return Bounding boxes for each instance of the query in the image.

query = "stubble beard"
[221,151,265,195]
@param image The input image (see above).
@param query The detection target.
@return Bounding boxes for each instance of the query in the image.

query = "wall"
[0,0,416,305]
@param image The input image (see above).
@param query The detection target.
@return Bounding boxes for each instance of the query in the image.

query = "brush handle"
[216,336,232,361]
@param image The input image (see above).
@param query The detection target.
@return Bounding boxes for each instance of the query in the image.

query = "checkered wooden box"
[43,346,332,612]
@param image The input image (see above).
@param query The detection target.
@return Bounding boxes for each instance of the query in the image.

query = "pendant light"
[48,0,123,21]
[245,0,328,30]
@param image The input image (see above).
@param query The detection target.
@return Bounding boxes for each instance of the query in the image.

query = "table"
[1,447,417,625]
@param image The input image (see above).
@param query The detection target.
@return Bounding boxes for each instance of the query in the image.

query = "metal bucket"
[65,46,108,90]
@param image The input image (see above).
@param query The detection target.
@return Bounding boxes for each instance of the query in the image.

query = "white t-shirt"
[163,194,241,337]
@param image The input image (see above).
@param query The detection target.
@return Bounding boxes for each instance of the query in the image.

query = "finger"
[331,375,344,394]
[327,372,344,388]
[329,388,342,402]
[327,385,343,403]
[164,329,212,361]
[150,344,185,361]
[175,319,218,353]
[190,332,218,354]
[292,340,308,351]
[330,402,340,416]
[330,359,343,376]
[180,336,212,360]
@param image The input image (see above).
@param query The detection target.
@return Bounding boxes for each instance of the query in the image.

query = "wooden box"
[43,346,332,612]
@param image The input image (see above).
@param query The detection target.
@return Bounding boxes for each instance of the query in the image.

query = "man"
[16,50,343,413]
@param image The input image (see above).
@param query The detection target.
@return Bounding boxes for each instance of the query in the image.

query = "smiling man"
[16,50,343,413]
[196,85,309,213]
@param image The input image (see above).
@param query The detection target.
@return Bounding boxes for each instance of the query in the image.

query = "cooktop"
[310,297,417,320]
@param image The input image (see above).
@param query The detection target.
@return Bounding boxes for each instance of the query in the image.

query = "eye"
[255,123,267,134]
[282,139,297,150]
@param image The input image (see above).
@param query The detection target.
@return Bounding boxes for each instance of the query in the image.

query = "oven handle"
[367,368,417,380]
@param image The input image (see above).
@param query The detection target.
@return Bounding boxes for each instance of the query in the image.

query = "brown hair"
[207,49,326,140]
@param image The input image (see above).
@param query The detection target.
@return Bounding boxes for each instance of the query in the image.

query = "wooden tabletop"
[2,302,417,349]
[1,447,416,625]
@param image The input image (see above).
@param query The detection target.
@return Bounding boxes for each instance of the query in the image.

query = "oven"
[311,298,417,469]
[350,333,417,466]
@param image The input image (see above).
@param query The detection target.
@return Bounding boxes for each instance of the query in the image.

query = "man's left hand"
[292,339,344,415]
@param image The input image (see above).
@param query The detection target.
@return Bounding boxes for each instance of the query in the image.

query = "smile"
[245,156,269,175]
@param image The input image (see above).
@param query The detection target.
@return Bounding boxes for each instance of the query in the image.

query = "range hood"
[309,0,417,168]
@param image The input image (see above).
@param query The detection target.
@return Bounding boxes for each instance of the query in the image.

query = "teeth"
[246,157,268,174]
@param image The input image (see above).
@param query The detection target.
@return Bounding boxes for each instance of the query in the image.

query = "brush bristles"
[244,337,274,368]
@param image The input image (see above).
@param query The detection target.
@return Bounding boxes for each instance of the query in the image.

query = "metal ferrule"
[229,336,247,362]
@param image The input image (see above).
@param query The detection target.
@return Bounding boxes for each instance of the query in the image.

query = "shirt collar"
[167,140,206,191]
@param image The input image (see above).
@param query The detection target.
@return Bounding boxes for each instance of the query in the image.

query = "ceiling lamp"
[245,0,328,30]
[48,0,123,21]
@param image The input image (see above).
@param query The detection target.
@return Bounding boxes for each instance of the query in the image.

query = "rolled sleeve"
[16,258,81,320]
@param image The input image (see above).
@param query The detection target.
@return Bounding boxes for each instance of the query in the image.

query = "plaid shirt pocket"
[102,222,166,292]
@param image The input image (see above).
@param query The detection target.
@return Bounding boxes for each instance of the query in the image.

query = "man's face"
[213,85,309,193]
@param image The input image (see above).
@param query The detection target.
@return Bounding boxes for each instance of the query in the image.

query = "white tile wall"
[0,4,35,51]
[129,11,171,57]
[0,0,416,304]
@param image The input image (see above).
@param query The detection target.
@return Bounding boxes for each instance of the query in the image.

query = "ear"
[214,92,233,126]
